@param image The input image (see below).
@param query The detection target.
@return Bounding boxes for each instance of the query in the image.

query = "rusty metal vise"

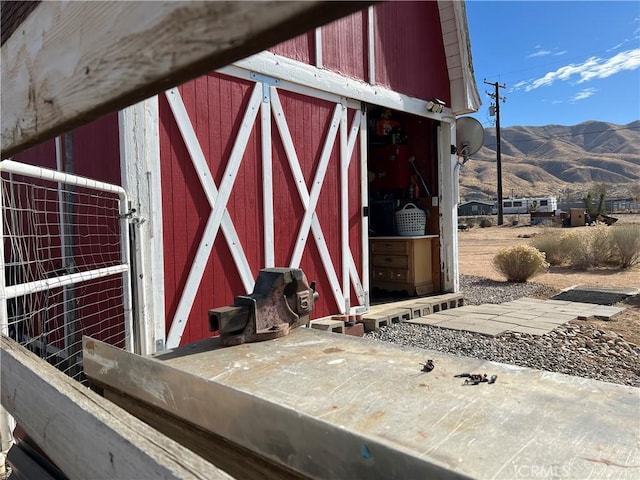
[208,268,319,347]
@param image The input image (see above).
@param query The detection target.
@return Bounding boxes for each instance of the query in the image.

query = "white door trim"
[119,96,166,354]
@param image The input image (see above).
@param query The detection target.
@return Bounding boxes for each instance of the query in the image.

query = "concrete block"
[360,314,389,332]
[310,319,345,334]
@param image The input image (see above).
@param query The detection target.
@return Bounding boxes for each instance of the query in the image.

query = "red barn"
[8,1,480,351]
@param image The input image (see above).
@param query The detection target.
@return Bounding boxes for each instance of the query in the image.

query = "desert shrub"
[561,231,593,270]
[588,224,614,266]
[492,244,549,282]
[530,231,566,266]
[610,224,640,268]
[479,218,492,228]
[466,218,476,227]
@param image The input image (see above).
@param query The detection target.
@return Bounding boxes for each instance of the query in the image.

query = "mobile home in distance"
[491,196,558,215]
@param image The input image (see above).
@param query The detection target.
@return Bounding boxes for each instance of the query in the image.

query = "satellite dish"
[455,117,484,157]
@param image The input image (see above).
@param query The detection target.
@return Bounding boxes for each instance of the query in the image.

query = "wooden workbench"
[83,329,640,479]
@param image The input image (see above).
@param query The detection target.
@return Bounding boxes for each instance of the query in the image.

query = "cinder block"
[310,319,345,334]
[384,308,411,324]
[360,314,389,332]
[344,323,364,337]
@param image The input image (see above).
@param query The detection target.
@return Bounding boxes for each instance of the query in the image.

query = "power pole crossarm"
[484,79,507,226]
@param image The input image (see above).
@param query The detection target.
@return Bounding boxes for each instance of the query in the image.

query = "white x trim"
[165,86,260,348]
[165,75,368,347]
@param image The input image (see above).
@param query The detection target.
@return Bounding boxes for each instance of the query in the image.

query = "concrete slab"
[507,325,554,335]
[436,319,508,336]
[408,316,451,326]
[373,290,628,336]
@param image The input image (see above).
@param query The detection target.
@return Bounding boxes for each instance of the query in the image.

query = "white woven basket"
[395,203,426,236]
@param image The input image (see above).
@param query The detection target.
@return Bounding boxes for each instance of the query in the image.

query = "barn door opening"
[365,106,441,301]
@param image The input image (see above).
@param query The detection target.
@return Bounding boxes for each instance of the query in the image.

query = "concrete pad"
[500,311,543,320]
[507,325,553,335]
[489,315,528,327]
[407,316,450,326]
[589,306,625,318]
[436,319,508,336]
[372,293,628,337]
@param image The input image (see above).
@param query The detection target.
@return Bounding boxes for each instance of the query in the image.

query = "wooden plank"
[82,336,467,480]
[0,335,233,480]
[1,1,372,158]
[101,389,305,480]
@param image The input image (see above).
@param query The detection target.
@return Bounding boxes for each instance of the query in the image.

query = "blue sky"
[465,1,640,128]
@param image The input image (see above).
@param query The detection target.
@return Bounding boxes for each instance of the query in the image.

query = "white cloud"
[528,47,567,58]
[523,48,640,91]
[571,88,598,102]
[528,49,552,58]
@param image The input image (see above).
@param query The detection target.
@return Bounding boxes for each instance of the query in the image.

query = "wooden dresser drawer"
[370,240,409,255]
[371,254,409,269]
[371,268,390,281]
[388,268,409,283]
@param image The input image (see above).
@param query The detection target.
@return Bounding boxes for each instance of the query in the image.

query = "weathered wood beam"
[0,335,233,480]
[1,1,372,158]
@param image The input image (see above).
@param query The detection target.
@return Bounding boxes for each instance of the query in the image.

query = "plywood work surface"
[84,330,640,479]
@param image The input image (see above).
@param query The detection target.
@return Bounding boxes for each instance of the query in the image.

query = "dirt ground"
[458,214,640,345]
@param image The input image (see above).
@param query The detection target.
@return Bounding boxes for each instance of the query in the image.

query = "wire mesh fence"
[1,160,133,384]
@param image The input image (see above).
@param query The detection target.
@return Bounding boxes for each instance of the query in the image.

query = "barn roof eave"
[438,0,481,116]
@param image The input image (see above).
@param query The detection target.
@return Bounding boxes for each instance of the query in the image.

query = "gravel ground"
[365,275,640,387]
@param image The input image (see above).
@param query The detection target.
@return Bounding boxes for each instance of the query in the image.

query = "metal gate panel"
[0,159,133,383]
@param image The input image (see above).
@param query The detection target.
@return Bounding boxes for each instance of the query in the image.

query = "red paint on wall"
[321,10,367,81]
[374,1,450,103]
[270,3,450,103]
[160,73,364,344]
[269,31,314,65]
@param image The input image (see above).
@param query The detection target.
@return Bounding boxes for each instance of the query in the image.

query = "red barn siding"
[270,3,449,103]
[321,10,368,81]
[374,1,450,103]
[11,113,120,183]
[160,73,363,344]
[269,31,314,65]
[72,113,121,184]
[272,91,342,314]
[159,74,263,342]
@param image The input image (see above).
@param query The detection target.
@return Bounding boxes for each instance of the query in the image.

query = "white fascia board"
[438,0,481,115]
[225,52,452,122]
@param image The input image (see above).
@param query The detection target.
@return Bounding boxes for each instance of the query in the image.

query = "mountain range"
[459,120,640,201]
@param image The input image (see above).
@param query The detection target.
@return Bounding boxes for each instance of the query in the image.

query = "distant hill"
[459,120,640,201]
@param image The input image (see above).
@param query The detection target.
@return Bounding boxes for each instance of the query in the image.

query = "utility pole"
[484,79,506,225]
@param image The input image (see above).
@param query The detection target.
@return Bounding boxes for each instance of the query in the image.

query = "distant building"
[491,196,558,215]
[458,200,494,216]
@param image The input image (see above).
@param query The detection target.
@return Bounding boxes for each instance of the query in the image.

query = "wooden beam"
[1,1,372,158]
[0,335,233,480]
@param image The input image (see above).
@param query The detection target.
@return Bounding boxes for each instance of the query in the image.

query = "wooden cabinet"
[370,236,435,296]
